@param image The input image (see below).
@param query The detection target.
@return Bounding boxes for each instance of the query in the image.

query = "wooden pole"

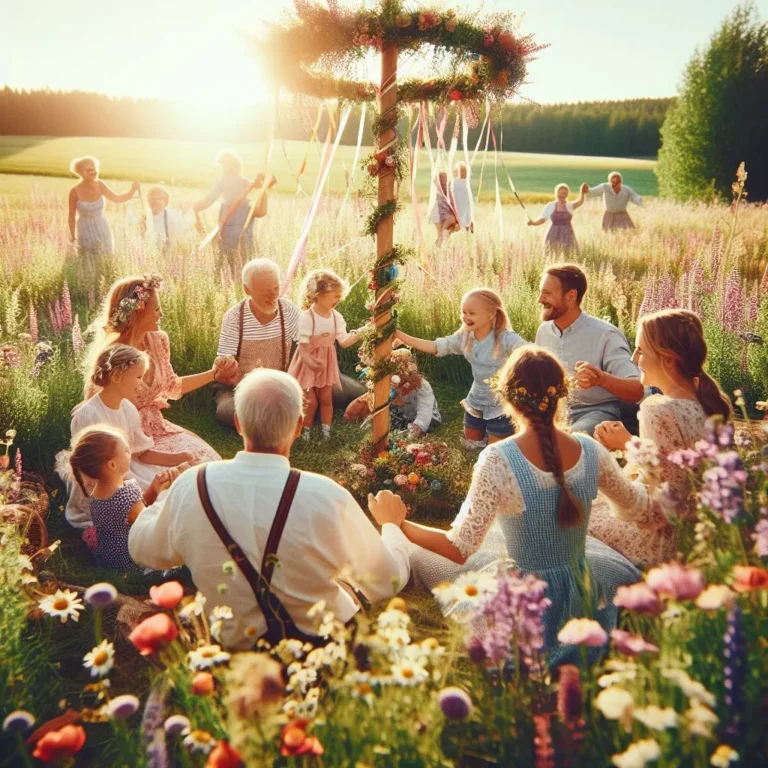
[371,42,397,445]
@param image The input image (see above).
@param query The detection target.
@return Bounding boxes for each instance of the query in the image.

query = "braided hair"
[496,345,582,528]
[68,425,128,497]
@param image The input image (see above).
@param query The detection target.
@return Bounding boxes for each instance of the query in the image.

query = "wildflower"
[598,669,637,688]
[595,687,634,721]
[696,584,736,610]
[611,739,661,768]
[685,703,718,738]
[391,660,429,686]
[437,570,499,610]
[72,314,83,353]
[206,740,243,768]
[38,589,85,623]
[614,582,662,615]
[307,600,326,619]
[438,687,473,720]
[731,564,768,592]
[624,437,661,469]
[661,669,716,707]
[700,453,747,523]
[84,582,117,608]
[557,665,582,723]
[32,725,86,762]
[192,672,215,696]
[533,714,555,768]
[280,719,324,757]
[710,745,739,767]
[350,679,375,706]
[179,591,207,621]
[107,694,140,719]
[2,710,35,732]
[723,606,745,744]
[646,563,704,601]
[610,629,659,656]
[183,728,216,755]
[129,613,179,656]
[286,666,317,695]
[667,448,701,468]
[633,705,677,730]
[163,714,190,736]
[226,652,285,720]
[188,644,231,671]
[83,639,115,678]
[557,618,608,647]
[149,580,184,609]
[376,608,411,631]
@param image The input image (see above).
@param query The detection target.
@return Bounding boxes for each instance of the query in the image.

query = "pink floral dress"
[587,396,708,567]
[134,331,220,463]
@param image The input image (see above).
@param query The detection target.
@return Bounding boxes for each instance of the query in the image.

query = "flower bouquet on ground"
[337,435,469,518]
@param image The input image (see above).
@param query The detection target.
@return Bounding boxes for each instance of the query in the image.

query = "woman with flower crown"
[83,275,232,463]
[372,345,645,667]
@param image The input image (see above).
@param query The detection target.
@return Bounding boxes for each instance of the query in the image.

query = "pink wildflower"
[557,618,607,647]
[61,280,72,327]
[646,563,704,601]
[72,315,83,353]
[613,582,662,615]
[610,629,659,657]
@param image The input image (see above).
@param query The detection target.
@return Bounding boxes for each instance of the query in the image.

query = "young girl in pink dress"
[288,269,362,440]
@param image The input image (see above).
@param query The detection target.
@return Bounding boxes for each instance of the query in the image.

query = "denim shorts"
[463,410,514,438]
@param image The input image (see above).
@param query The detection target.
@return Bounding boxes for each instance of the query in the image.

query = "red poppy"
[32,725,86,762]
[732,565,768,592]
[280,719,324,757]
[206,740,243,768]
[149,581,184,610]
[192,672,215,696]
[449,90,463,101]
[128,613,179,656]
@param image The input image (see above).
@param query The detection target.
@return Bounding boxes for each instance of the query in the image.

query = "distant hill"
[0,87,672,159]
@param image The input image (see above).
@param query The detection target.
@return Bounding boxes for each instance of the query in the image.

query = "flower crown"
[107,275,164,333]
[93,348,143,381]
[504,382,568,413]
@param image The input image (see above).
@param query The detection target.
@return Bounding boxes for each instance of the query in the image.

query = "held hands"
[574,361,605,390]
[150,467,180,494]
[580,182,589,195]
[130,181,141,194]
[595,420,632,452]
[213,355,238,384]
[367,490,408,527]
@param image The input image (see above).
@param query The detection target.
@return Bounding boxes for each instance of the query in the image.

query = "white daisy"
[38,589,85,623]
[287,667,318,696]
[611,738,661,768]
[661,669,716,707]
[391,660,429,686]
[435,572,497,611]
[633,705,678,731]
[187,644,231,671]
[182,728,216,755]
[20,572,38,586]
[685,703,718,737]
[306,600,327,619]
[376,608,411,632]
[83,640,115,678]
[210,605,233,621]
[178,592,206,622]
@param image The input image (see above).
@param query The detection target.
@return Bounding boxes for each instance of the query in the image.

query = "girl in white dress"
[58,345,193,533]
[67,155,139,255]
[588,309,733,566]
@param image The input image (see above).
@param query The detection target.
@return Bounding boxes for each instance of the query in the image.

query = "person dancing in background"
[68,155,139,255]
[527,183,585,254]
[582,172,642,230]
[452,163,474,233]
[429,171,459,247]
[192,150,266,262]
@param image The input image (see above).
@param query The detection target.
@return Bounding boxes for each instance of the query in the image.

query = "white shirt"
[151,207,188,243]
[585,183,642,212]
[129,452,411,648]
[452,178,473,229]
[538,201,576,220]
[297,308,354,345]
[398,380,441,432]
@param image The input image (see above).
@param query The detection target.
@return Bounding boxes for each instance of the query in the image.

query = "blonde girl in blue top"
[395,288,525,448]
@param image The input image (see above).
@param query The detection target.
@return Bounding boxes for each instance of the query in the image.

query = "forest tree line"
[0,88,672,158]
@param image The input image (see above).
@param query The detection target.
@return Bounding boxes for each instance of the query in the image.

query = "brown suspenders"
[196,464,323,646]
[235,299,288,371]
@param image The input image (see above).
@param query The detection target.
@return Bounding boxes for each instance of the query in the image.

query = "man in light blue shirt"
[534,264,645,435]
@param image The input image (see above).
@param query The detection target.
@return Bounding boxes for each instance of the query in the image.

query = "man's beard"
[541,303,566,322]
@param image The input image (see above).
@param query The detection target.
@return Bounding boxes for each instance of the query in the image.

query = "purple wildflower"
[710,229,724,279]
[87,288,96,310]
[667,448,701,469]
[28,300,38,343]
[638,276,656,318]
[699,452,747,523]
[723,606,745,746]
[438,687,473,720]
[141,680,168,768]
[655,272,677,310]
[721,271,743,333]
[753,510,768,558]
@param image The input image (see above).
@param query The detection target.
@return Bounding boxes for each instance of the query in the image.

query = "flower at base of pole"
[449,90,463,101]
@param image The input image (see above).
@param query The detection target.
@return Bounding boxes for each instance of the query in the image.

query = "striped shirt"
[217,299,301,357]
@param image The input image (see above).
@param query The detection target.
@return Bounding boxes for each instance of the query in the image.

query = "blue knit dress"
[494,434,640,666]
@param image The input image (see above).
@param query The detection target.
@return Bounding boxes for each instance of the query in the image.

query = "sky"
[2,0,767,107]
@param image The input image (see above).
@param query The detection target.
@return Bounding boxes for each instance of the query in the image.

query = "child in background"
[68,426,179,573]
[288,269,362,440]
[146,186,189,247]
[452,163,474,233]
[344,348,441,436]
[58,344,193,532]
[394,289,525,449]
[429,171,459,246]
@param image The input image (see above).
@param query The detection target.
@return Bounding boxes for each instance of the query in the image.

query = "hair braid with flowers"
[495,345,582,528]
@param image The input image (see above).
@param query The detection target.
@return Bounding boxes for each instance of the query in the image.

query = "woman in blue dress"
[384,345,645,667]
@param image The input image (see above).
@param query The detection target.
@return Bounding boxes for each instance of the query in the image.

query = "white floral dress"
[587,396,708,567]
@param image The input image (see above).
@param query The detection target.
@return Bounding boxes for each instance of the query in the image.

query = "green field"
[0,135,657,203]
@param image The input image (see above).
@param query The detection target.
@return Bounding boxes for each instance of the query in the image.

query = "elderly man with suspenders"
[213,258,365,428]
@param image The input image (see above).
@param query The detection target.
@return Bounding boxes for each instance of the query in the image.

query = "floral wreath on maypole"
[257,0,541,447]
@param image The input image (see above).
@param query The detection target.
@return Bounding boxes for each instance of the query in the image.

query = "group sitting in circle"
[56,252,731,666]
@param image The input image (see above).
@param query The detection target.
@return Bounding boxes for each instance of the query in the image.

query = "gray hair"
[234,369,303,449]
[242,258,281,287]
[69,155,100,178]
[608,171,622,183]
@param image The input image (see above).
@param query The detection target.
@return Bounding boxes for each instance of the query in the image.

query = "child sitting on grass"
[68,425,179,573]
[344,348,441,436]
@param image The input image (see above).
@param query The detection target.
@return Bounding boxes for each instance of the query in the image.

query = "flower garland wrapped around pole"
[372,42,397,444]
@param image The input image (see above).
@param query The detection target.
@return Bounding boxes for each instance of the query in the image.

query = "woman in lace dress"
[588,309,733,567]
[67,155,139,255]
[382,346,644,667]
[83,275,237,463]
